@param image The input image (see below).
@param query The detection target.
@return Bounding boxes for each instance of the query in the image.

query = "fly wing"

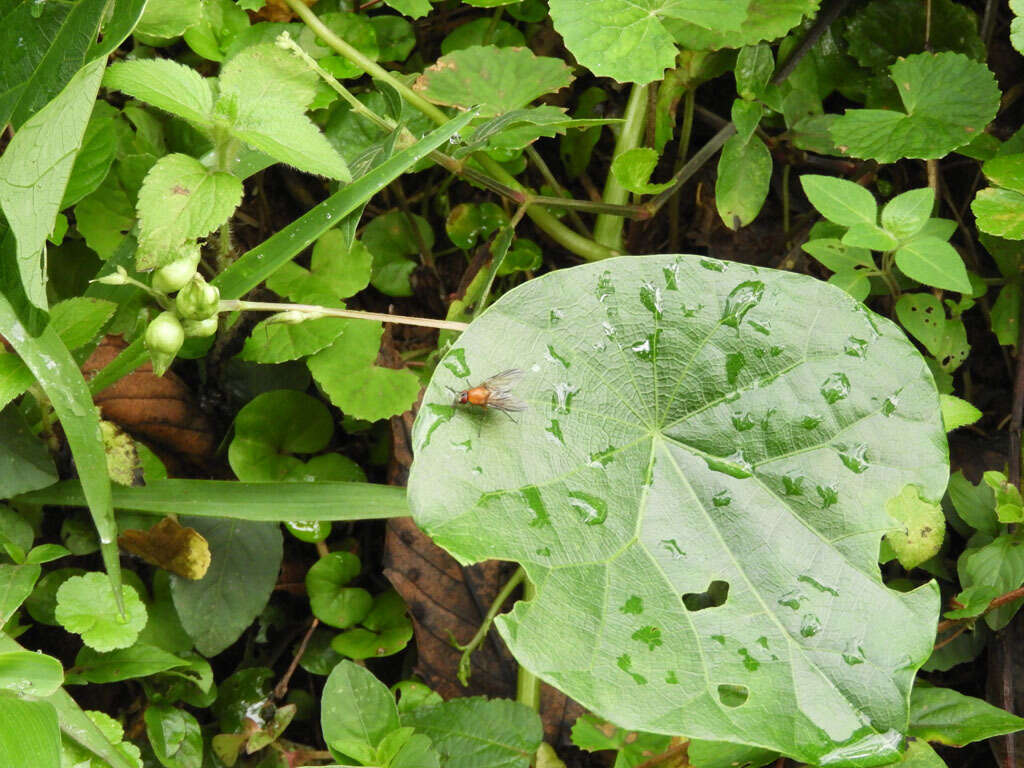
[482,369,527,412]
[482,368,525,394]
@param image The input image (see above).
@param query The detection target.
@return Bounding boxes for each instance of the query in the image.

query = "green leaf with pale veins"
[170,517,282,656]
[884,485,944,569]
[55,573,147,652]
[135,153,243,269]
[415,46,573,117]
[308,322,422,422]
[972,188,1024,240]
[219,44,351,181]
[894,237,972,293]
[549,0,748,83]
[910,686,1024,747]
[830,52,1000,163]
[800,175,877,228]
[668,0,819,52]
[402,698,542,768]
[103,59,214,128]
[0,58,106,310]
[409,254,947,765]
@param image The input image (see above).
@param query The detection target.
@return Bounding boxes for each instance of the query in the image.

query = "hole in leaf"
[717,683,749,708]
[681,580,730,611]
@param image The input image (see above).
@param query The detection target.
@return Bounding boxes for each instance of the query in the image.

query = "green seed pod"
[183,316,219,338]
[145,312,185,376]
[151,247,201,294]
[175,276,221,320]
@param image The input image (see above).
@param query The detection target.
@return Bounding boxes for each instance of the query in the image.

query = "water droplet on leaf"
[820,372,850,404]
[521,486,550,527]
[700,259,726,272]
[800,414,822,430]
[731,412,755,432]
[551,382,580,413]
[545,419,565,444]
[725,352,746,385]
[844,337,869,357]
[712,490,732,507]
[800,614,821,637]
[721,281,765,329]
[443,348,470,378]
[704,450,753,479]
[568,491,608,525]
[837,443,869,473]
[640,281,664,319]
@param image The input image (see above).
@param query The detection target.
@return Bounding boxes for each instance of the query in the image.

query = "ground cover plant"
[1,0,1024,766]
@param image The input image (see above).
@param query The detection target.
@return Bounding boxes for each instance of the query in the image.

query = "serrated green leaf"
[610,148,673,195]
[49,297,117,351]
[403,698,542,768]
[183,0,250,62]
[217,44,351,180]
[1013,0,1024,54]
[972,188,1024,240]
[800,174,878,227]
[881,189,935,241]
[55,573,147,652]
[884,485,945,569]
[716,134,771,229]
[939,394,981,432]
[983,154,1024,195]
[894,237,971,293]
[75,174,136,259]
[228,390,334,481]
[549,0,747,83]
[104,60,214,128]
[415,46,573,116]
[409,254,946,765]
[910,686,1024,747]
[238,316,349,364]
[308,322,422,422]
[947,471,998,536]
[0,58,105,310]
[170,518,282,655]
[668,0,819,52]
[842,0,985,70]
[571,715,673,765]
[135,153,243,269]
[830,52,1000,163]
[442,17,525,53]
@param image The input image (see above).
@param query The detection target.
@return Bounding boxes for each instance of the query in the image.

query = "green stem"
[283,0,618,261]
[515,576,541,712]
[454,567,525,685]
[668,88,696,251]
[644,123,736,217]
[594,82,650,251]
[281,0,448,124]
[222,299,469,331]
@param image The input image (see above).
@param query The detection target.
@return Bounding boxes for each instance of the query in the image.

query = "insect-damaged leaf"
[408,254,947,766]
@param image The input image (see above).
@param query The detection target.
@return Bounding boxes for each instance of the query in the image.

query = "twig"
[221,299,470,332]
[633,741,689,768]
[453,567,525,685]
[273,618,319,700]
[770,0,853,86]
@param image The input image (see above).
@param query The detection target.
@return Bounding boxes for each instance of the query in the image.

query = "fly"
[453,369,527,420]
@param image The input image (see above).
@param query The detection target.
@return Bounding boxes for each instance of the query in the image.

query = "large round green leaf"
[408,254,947,766]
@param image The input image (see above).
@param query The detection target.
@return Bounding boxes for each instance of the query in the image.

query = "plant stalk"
[221,299,469,331]
[515,576,541,712]
[594,82,650,251]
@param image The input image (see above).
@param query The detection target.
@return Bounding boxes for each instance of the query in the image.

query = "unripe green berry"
[176,276,220,320]
[151,248,201,294]
[145,312,185,376]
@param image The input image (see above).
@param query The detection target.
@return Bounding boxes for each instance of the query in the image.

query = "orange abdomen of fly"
[458,386,491,407]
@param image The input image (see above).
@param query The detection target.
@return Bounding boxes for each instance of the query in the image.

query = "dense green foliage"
[1,0,1024,766]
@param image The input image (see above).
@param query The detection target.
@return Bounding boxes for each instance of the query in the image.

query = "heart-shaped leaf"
[409,254,947,765]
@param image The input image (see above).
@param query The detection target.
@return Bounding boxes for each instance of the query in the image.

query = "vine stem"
[220,299,469,332]
[594,82,650,251]
[516,576,541,712]
[281,0,618,262]
[453,567,525,685]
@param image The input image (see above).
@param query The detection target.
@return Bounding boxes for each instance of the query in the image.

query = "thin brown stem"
[273,618,319,700]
